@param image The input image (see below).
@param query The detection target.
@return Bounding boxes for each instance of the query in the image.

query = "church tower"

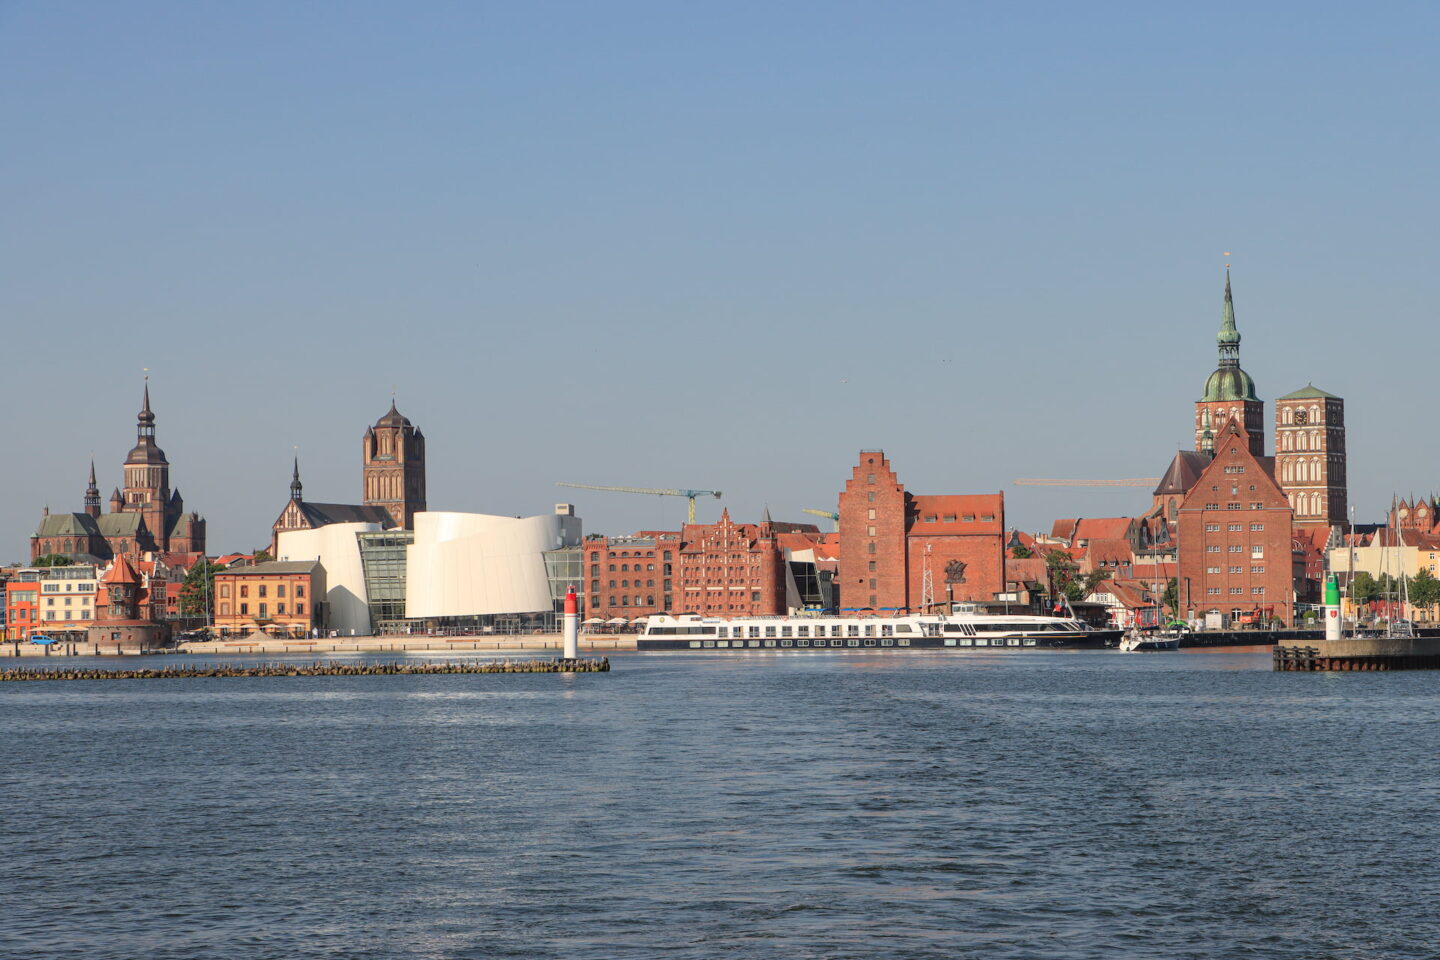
[83,459,101,518]
[1275,385,1347,530]
[121,383,172,544]
[363,402,426,528]
[1195,271,1264,457]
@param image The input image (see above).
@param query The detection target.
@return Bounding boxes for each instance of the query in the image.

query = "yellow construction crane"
[1013,478,1160,487]
[802,508,839,531]
[556,482,722,524]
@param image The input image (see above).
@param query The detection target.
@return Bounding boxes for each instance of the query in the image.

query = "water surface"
[3,650,1436,959]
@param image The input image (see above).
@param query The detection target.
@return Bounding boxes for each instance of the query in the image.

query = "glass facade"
[356,530,415,633]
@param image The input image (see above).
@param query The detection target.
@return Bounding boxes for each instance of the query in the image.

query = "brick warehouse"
[836,451,1005,611]
[1176,417,1297,625]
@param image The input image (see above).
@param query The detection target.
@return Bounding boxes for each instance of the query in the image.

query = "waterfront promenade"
[2,633,637,657]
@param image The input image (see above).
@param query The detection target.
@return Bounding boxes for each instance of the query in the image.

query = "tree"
[1162,577,1179,617]
[1408,569,1440,619]
[179,559,219,618]
[252,548,274,565]
[1010,544,1033,559]
[1351,571,1381,605]
[32,554,74,567]
[1043,549,1112,602]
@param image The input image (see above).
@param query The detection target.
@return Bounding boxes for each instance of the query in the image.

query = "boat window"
[847,625,860,637]
[702,641,715,648]
[748,626,761,638]
[881,638,894,646]
[765,626,776,638]
[895,624,912,633]
[764,640,776,647]
[864,639,876,646]
[780,640,793,647]
[716,627,728,638]
[781,626,792,637]
[797,626,809,637]
[864,624,876,636]
[831,639,844,647]
[797,639,809,647]
[881,624,893,636]
[898,638,910,646]
[848,639,860,647]
[688,641,701,648]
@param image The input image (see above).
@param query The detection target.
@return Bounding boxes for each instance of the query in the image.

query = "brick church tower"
[1274,385,1347,530]
[1195,271,1264,457]
[363,402,426,529]
[121,383,172,541]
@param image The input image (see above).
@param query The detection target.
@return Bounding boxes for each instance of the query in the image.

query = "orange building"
[213,561,327,638]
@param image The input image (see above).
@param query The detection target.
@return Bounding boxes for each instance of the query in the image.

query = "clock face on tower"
[1294,409,1309,425]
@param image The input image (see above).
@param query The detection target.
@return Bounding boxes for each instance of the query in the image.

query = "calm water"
[3,649,1438,959]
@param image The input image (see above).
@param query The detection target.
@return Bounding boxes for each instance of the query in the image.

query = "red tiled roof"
[1073,517,1134,541]
[102,555,141,585]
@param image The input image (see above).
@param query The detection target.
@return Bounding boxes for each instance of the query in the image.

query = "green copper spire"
[1217,269,1240,347]
[1199,269,1258,402]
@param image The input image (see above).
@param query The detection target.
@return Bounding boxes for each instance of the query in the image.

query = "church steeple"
[290,457,304,502]
[84,459,101,517]
[1196,269,1264,457]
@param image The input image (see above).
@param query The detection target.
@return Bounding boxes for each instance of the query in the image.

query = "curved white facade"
[406,511,581,618]
[277,521,383,635]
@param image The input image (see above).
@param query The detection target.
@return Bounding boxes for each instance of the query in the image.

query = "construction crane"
[802,508,839,531]
[1013,478,1160,487]
[556,482,722,524]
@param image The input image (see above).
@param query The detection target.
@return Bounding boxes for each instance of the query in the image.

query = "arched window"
[1282,433,1292,451]
[1310,405,1320,423]
[1312,457,1322,480]
[1281,459,1292,482]
[1311,430,1320,449]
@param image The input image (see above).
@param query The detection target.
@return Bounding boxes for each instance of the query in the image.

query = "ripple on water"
[4,651,1440,959]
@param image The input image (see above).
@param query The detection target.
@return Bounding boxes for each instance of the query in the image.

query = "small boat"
[1119,629,1181,652]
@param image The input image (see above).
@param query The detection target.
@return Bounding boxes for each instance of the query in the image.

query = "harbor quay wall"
[5,634,636,657]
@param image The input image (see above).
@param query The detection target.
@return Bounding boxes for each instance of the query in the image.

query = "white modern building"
[276,521,385,636]
[275,506,583,634]
[406,508,583,619]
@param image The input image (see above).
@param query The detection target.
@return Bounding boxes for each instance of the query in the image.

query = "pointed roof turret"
[1200,269,1258,403]
[290,457,304,501]
[102,553,141,585]
[376,401,411,428]
[762,504,773,524]
[126,380,168,465]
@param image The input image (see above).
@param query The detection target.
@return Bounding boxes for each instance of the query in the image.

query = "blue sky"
[3,1,1437,559]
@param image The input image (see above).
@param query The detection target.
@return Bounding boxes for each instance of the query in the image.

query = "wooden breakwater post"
[0,658,610,682]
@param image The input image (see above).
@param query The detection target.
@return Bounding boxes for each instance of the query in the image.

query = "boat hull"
[638,631,1118,652]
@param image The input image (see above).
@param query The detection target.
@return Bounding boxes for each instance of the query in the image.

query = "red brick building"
[1176,417,1296,625]
[584,512,823,620]
[582,534,678,618]
[837,451,1006,612]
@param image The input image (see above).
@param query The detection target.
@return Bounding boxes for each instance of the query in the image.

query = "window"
[1250,523,1264,531]
[1251,546,1264,558]
[868,509,876,520]
[1206,545,1221,553]
[1228,524,1243,532]
[297,603,305,615]
[1229,566,1242,574]
[867,543,875,554]
[1229,545,1243,553]
[868,561,877,572]
[866,473,876,484]
[1227,503,1241,510]
[240,603,249,615]
[868,491,876,502]
[943,515,956,523]
[297,586,304,597]
[240,586,249,598]
[1229,587,1243,595]
[1207,566,1221,574]
[277,603,286,615]
[1251,566,1264,574]
[1252,587,1265,595]
[1207,587,1221,596]
[1205,524,1220,532]
[259,603,268,617]
[868,526,877,536]
[259,585,267,598]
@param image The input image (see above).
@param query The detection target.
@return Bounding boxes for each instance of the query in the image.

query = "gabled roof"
[297,502,395,529]
[1153,451,1212,497]
[1277,383,1341,401]
[35,513,100,537]
[96,513,144,537]
[1073,518,1134,542]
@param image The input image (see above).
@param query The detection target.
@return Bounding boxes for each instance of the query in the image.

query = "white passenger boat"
[636,612,1118,651]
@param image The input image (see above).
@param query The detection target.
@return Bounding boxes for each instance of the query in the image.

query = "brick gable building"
[837,451,1005,612]
[1274,385,1347,530]
[1176,417,1296,625]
